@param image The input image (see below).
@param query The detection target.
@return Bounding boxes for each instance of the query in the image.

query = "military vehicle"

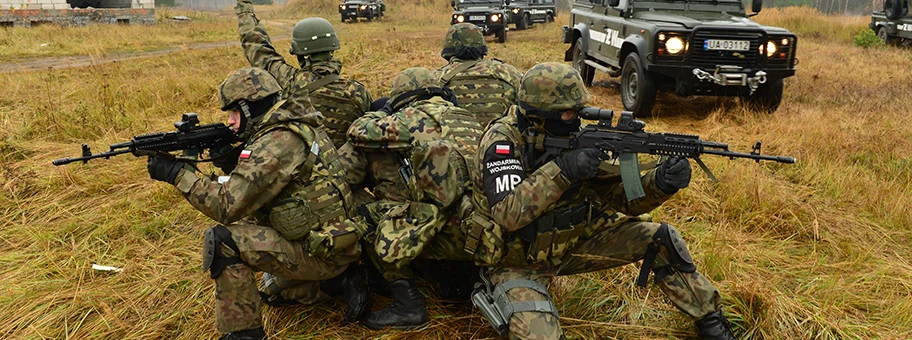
[871,0,912,45]
[450,0,509,43]
[506,0,557,30]
[561,0,798,116]
[339,0,385,22]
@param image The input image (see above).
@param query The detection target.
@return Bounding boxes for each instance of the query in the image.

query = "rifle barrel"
[702,148,796,163]
[52,149,133,166]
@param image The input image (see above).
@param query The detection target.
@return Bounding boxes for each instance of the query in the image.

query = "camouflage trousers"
[489,216,721,340]
[213,221,361,333]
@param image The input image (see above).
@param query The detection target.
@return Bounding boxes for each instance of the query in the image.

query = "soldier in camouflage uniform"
[146,68,366,340]
[435,23,523,125]
[467,62,737,340]
[235,0,372,148]
[338,67,484,330]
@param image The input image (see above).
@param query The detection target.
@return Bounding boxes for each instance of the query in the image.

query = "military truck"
[506,0,557,30]
[871,0,912,45]
[562,0,798,116]
[339,0,385,22]
[450,0,509,43]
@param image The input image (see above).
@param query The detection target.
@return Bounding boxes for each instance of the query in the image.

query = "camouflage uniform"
[340,68,484,329]
[435,23,523,126]
[468,63,727,339]
[236,0,372,148]
[167,68,363,335]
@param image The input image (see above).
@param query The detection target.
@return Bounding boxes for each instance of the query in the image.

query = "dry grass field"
[1,1,911,339]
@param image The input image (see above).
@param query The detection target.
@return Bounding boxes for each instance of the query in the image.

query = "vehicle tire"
[878,25,896,45]
[516,13,528,30]
[366,13,373,22]
[620,52,657,117]
[546,13,555,23]
[571,37,594,86]
[744,78,783,113]
[524,14,533,29]
[341,14,346,22]
[496,27,507,43]
[885,0,903,19]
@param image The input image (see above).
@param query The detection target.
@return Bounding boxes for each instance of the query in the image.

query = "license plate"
[469,15,485,21]
[703,39,750,51]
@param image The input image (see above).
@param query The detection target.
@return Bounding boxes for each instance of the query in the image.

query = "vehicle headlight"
[512,8,519,13]
[360,5,367,10]
[766,41,777,57]
[491,14,500,22]
[665,36,685,55]
[456,15,465,23]
[339,4,345,9]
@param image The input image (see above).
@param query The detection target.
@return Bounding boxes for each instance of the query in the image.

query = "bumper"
[649,64,795,95]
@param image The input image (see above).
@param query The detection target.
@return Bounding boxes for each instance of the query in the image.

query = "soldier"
[467,62,737,340]
[146,68,366,339]
[235,0,372,148]
[339,67,484,330]
[435,23,523,125]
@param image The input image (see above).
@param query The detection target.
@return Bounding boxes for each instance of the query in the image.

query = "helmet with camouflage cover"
[290,17,340,62]
[519,62,591,113]
[441,23,488,60]
[218,67,282,140]
[388,67,441,111]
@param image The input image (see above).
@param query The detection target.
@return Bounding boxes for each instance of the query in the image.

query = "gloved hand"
[553,148,606,182]
[147,155,185,185]
[655,156,692,194]
[209,144,242,174]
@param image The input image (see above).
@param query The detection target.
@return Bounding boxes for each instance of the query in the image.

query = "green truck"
[871,0,912,45]
[339,0,385,22]
[451,0,509,43]
[562,0,798,116]
[505,0,557,30]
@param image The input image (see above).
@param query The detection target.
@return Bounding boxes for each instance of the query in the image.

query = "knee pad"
[202,225,243,279]
[637,223,697,287]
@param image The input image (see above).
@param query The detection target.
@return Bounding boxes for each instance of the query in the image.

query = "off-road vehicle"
[506,0,557,30]
[871,0,912,45]
[562,0,798,115]
[451,0,509,43]
[339,0,385,23]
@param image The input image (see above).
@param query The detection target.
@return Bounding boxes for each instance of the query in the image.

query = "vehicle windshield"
[457,0,502,5]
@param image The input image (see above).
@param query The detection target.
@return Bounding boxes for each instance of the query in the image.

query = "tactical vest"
[250,117,358,249]
[439,59,518,126]
[306,73,367,148]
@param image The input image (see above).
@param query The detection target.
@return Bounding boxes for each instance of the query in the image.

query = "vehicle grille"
[689,30,762,69]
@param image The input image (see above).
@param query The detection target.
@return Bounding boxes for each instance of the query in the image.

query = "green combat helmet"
[218,67,282,139]
[388,67,440,111]
[441,23,488,60]
[290,17,340,62]
[519,62,591,112]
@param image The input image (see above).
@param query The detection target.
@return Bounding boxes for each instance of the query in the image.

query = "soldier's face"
[560,110,578,121]
[227,109,242,133]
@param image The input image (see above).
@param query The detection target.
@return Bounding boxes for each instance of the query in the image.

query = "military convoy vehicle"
[339,0,385,22]
[506,0,557,30]
[562,0,798,116]
[871,0,911,45]
[451,0,509,43]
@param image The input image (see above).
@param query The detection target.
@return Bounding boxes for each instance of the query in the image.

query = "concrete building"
[1,0,155,27]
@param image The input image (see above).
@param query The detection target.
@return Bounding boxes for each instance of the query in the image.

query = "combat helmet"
[518,62,591,136]
[290,17,340,62]
[218,67,282,139]
[441,23,488,60]
[388,67,451,111]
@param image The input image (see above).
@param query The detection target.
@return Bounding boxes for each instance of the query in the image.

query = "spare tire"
[885,0,903,20]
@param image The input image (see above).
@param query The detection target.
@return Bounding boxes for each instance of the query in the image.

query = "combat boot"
[695,310,736,340]
[218,327,265,340]
[320,264,370,324]
[360,278,428,330]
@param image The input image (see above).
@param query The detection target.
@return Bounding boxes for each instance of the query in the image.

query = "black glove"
[553,148,606,182]
[209,144,242,174]
[147,155,185,185]
[655,156,692,194]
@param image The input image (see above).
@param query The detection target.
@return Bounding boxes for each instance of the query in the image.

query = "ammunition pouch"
[268,197,316,241]
[463,210,505,265]
[523,202,590,264]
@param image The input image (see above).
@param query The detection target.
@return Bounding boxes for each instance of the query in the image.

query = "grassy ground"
[1,1,911,339]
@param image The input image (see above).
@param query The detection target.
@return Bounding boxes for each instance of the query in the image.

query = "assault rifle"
[53,113,236,166]
[536,108,796,201]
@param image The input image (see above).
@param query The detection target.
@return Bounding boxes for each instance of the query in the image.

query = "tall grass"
[1,2,911,339]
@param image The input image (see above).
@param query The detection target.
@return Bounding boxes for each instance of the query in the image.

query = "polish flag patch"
[239,150,252,159]
[495,144,511,155]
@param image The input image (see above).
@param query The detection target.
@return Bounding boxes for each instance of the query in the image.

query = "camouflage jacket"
[472,108,673,233]
[236,1,372,148]
[435,57,523,126]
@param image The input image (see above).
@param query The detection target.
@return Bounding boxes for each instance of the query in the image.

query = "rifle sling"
[304,74,340,94]
[439,59,482,86]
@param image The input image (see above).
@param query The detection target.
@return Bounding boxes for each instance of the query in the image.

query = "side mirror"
[752,0,762,14]
[451,0,456,8]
